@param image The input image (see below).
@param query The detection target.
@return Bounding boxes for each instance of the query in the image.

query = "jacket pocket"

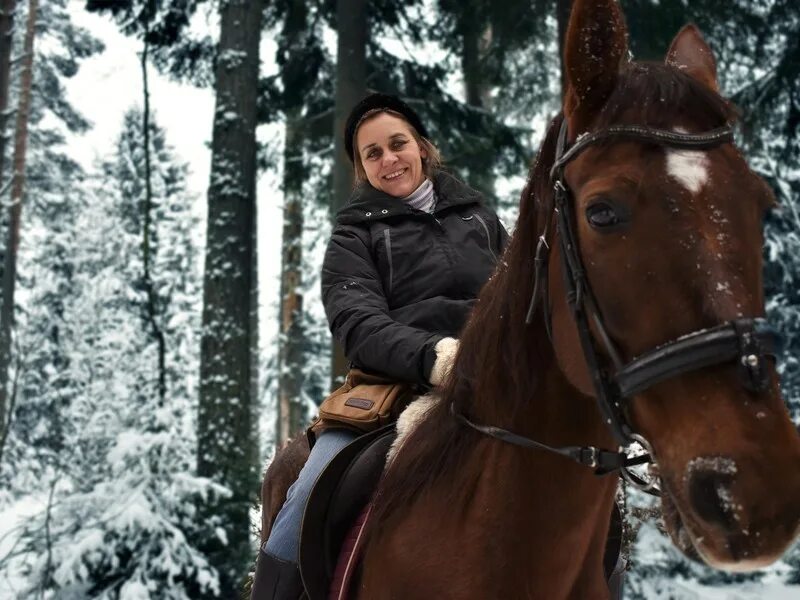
[472,213,497,262]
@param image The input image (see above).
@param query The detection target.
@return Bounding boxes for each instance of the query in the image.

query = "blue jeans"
[263,428,359,562]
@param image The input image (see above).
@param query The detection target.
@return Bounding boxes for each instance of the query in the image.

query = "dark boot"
[607,555,626,600]
[250,549,306,600]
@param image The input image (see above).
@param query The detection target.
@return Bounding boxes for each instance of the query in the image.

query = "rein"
[449,402,655,488]
[453,118,781,495]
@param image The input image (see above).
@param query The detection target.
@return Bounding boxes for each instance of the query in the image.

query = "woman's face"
[356,113,428,197]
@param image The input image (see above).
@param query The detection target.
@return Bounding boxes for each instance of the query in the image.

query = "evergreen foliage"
[266,0,334,442]
[195,0,263,592]
[433,0,555,202]
[0,0,103,489]
[261,0,335,206]
[85,0,215,87]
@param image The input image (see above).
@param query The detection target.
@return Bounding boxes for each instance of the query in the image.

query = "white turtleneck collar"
[402,178,436,213]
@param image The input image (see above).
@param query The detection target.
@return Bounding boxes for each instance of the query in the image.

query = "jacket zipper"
[429,213,452,270]
[383,228,393,296]
[473,213,497,261]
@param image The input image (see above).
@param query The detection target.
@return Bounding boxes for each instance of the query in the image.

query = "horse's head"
[546,0,800,571]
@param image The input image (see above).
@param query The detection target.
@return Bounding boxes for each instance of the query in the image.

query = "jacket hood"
[335,171,484,225]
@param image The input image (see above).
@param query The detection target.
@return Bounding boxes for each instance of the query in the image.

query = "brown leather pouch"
[311,368,412,435]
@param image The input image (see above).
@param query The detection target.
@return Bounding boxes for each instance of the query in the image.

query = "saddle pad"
[299,425,396,600]
[328,504,372,600]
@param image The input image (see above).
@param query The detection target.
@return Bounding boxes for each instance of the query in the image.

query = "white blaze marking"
[667,148,710,194]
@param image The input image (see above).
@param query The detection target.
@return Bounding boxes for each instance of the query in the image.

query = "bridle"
[453,116,780,494]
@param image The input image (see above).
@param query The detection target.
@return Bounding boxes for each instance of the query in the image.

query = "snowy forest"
[0,0,798,598]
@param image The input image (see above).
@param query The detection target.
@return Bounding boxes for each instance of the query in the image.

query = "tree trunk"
[461,12,495,204]
[197,0,261,593]
[140,30,167,411]
[557,0,572,99]
[0,0,16,191]
[276,109,307,446]
[250,170,259,451]
[0,0,34,452]
[330,0,367,389]
[275,0,311,446]
[463,25,492,110]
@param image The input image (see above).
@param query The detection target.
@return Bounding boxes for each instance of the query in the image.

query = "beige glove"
[429,337,459,387]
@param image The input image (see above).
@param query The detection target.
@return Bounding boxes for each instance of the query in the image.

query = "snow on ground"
[630,521,799,599]
[637,579,800,599]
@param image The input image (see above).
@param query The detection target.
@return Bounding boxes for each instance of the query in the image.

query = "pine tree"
[0,5,219,594]
[0,0,15,468]
[736,0,800,585]
[0,0,15,185]
[435,0,554,204]
[325,0,368,385]
[726,0,800,419]
[270,0,331,444]
[0,0,103,487]
[85,0,213,84]
[196,0,262,593]
[0,0,36,469]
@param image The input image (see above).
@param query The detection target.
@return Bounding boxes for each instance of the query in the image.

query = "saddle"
[296,424,626,600]
[298,425,396,600]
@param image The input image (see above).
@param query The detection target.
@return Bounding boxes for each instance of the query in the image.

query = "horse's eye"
[586,202,621,228]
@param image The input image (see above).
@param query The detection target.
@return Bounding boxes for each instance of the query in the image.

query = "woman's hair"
[352,108,442,184]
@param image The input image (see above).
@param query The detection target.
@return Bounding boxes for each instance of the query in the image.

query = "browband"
[551,124,735,181]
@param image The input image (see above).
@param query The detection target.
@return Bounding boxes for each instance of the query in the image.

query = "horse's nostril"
[687,468,738,531]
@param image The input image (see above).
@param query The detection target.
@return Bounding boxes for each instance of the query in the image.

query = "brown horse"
[260,0,800,597]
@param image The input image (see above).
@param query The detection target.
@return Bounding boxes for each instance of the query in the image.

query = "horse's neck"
[447,317,618,596]
[464,312,615,452]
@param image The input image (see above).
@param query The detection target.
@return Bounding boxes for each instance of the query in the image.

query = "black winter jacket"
[321,171,509,386]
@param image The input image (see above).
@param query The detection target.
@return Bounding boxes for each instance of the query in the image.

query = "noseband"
[454,117,780,494]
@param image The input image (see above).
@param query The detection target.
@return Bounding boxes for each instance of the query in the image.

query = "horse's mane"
[368,61,737,528]
[367,114,562,527]
[593,61,738,131]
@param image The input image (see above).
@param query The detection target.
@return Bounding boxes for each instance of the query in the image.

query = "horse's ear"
[564,0,629,137]
[666,24,719,93]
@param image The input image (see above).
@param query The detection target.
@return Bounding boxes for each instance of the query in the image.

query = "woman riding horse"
[250,92,508,599]
[348,1,800,597]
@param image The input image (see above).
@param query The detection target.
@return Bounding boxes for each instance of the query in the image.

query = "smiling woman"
[357,115,426,196]
[351,108,441,197]
[250,92,509,599]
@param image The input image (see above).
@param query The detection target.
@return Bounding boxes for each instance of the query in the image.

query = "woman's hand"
[429,337,459,387]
